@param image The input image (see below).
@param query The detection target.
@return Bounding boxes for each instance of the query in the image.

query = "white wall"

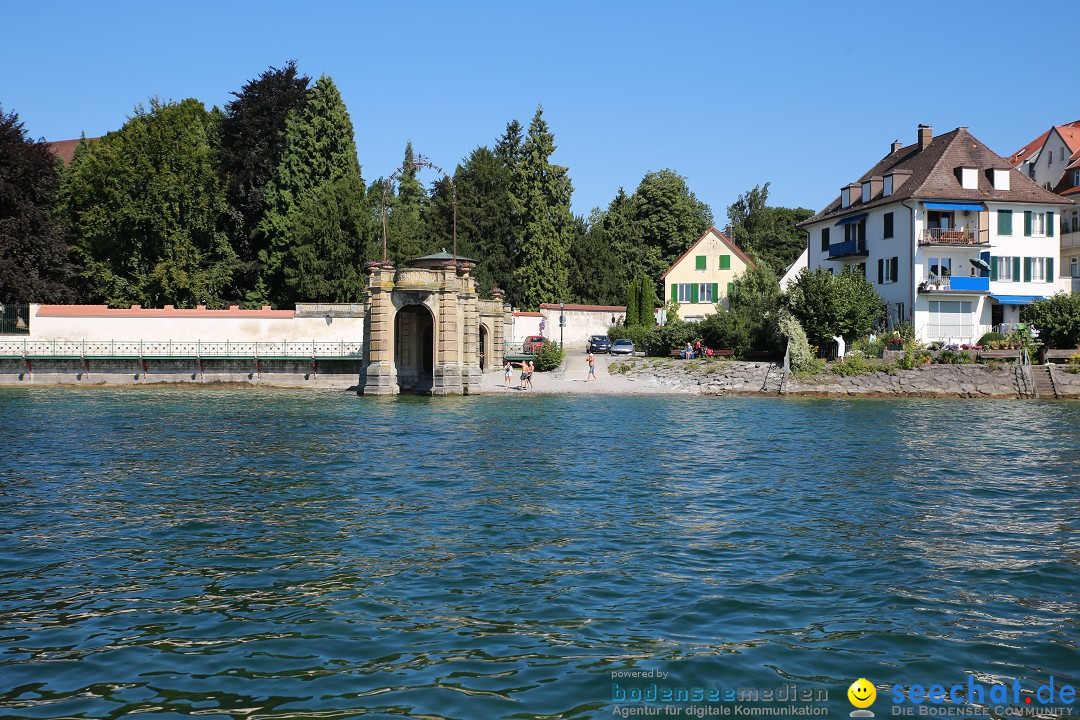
[21,305,364,342]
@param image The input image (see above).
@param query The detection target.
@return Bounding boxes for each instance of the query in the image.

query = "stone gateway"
[358,251,508,396]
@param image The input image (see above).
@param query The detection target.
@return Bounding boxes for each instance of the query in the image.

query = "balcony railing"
[827,239,868,258]
[918,276,989,293]
[919,228,986,245]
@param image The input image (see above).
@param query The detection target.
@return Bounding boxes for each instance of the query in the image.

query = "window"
[1072,257,1078,278]
[861,183,870,203]
[1030,257,1046,282]
[928,300,973,339]
[1033,212,1046,235]
[878,257,899,284]
[695,255,706,270]
[883,212,894,238]
[884,176,893,196]
[678,284,692,302]
[718,254,731,270]
[1048,151,1053,166]
[1061,147,1066,161]
[997,209,1012,236]
[844,219,866,249]
[1071,210,1079,232]
[960,167,977,189]
[1071,170,1080,188]
[995,256,1015,281]
[727,282,734,295]
[857,262,866,278]
[821,228,830,251]
[928,257,952,279]
[841,188,850,208]
[698,283,714,302]
[896,303,905,324]
[1028,161,1036,178]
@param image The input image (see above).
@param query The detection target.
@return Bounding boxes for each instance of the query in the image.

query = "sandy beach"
[482,352,699,395]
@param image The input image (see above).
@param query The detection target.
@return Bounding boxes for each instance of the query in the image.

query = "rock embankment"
[608,357,1045,398]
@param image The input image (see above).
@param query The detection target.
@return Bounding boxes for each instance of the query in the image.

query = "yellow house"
[660,226,754,320]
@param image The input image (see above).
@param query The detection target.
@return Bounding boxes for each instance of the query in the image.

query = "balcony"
[918,228,987,246]
[918,275,989,293]
[827,239,868,259]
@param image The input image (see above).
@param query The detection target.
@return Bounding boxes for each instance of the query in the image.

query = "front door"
[991,303,1003,331]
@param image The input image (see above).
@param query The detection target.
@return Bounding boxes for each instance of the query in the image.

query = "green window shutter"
[671,284,677,301]
[997,210,1012,235]
[989,256,998,281]
[1048,211,1055,237]
[719,254,731,270]
[727,282,734,295]
[711,282,718,301]
[695,255,706,270]
[690,283,699,303]
[1023,257,1032,282]
[1015,257,1023,282]
[1024,211,1032,236]
[891,257,898,282]
[877,259,884,284]
[1047,257,1054,283]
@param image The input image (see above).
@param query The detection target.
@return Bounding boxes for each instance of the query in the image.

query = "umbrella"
[969,257,991,272]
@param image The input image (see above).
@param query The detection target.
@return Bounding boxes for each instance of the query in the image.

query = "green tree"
[1021,292,1080,349]
[629,169,713,279]
[784,266,884,346]
[727,182,814,276]
[218,61,310,279]
[511,106,574,309]
[257,75,364,306]
[63,98,238,307]
[385,141,431,263]
[568,208,623,305]
[283,175,372,302]
[0,105,78,301]
[728,261,781,320]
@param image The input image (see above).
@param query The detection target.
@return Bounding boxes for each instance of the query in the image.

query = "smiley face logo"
[848,678,876,709]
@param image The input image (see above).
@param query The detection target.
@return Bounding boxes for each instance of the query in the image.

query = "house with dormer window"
[660,227,753,321]
[799,125,1072,344]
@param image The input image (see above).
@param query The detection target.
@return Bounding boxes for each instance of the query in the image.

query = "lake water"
[1,388,1078,720]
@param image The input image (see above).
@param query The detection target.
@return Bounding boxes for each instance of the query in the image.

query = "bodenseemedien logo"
[848,678,876,717]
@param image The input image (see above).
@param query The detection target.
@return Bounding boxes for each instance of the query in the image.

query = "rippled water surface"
[1,388,1078,719]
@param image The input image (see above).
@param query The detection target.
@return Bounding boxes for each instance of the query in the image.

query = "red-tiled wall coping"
[36,304,296,318]
[513,311,543,317]
[539,303,659,312]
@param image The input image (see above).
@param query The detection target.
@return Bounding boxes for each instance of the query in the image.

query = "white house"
[1008,121,1080,292]
[799,125,1072,344]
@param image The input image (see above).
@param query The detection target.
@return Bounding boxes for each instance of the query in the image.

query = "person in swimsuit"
[504,360,513,388]
[586,352,596,381]
[526,359,534,389]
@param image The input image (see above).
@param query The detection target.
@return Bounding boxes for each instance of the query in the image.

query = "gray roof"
[409,249,479,264]
[799,127,1072,228]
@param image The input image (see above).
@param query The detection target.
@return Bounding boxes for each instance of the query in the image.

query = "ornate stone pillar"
[460,272,481,394]
[432,265,462,395]
[358,266,398,395]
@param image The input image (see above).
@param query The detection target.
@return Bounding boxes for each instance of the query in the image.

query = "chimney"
[918,124,933,151]
[891,140,903,154]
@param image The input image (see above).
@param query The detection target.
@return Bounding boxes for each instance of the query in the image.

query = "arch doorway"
[479,323,489,371]
[395,305,434,392]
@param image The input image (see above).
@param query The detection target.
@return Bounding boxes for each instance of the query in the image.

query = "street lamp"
[559,301,565,349]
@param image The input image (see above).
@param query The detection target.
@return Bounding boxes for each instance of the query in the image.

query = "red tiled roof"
[1009,128,1052,167]
[1009,120,1080,168]
[800,127,1072,228]
[513,311,542,317]
[660,226,754,280]
[1056,124,1080,154]
[539,303,628,312]
[45,137,99,164]
[36,304,294,318]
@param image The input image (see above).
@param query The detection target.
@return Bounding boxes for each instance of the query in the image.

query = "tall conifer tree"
[511,106,574,310]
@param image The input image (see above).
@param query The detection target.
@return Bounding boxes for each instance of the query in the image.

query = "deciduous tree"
[727,182,814,277]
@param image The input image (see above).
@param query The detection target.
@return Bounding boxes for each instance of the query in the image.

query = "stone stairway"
[760,364,784,394]
[1033,364,1059,399]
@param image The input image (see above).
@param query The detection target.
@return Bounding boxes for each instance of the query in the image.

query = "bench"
[669,349,734,358]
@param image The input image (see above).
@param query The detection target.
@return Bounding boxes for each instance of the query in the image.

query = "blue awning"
[989,294,1046,305]
[834,213,867,226]
[923,201,985,211]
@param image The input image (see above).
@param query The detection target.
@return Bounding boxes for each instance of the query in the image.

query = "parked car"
[610,338,635,356]
[587,335,611,353]
[523,335,547,354]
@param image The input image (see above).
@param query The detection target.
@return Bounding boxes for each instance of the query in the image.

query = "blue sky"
[4,1,1075,223]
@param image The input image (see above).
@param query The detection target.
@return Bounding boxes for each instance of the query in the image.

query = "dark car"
[609,338,635,356]
[587,335,611,353]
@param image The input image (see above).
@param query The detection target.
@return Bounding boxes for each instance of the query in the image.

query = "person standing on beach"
[526,359,534,389]
[520,360,528,390]
[586,352,596,382]
[504,360,513,388]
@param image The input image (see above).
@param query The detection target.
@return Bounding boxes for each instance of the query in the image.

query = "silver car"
[609,339,635,356]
